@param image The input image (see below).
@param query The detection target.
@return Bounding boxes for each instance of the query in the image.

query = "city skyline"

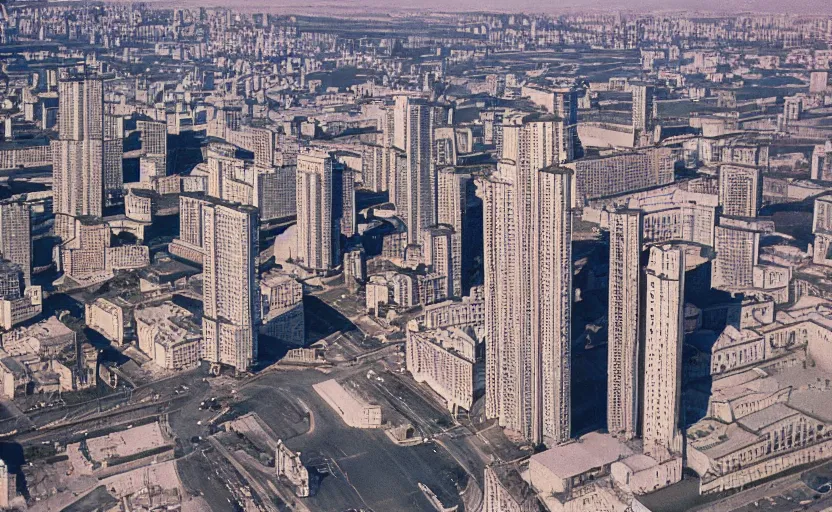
[1,2,832,511]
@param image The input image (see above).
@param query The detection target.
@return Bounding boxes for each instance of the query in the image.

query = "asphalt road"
[232,367,466,512]
[4,346,477,512]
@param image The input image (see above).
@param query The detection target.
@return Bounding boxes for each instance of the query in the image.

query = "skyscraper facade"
[712,222,760,290]
[57,73,103,141]
[53,72,105,240]
[103,138,124,207]
[138,119,168,159]
[632,83,655,134]
[421,224,461,299]
[295,151,338,271]
[201,200,260,372]
[643,245,685,461]
[402,98,436,244]
[52,139,103,236]
[481,163,524,436]
[718,164,762,218]
[606,208,642,441]
[437,167,473,295]
[481,158,574,446]
[481,111,577,446]
[0,200,31,286]
[531,166,573,446]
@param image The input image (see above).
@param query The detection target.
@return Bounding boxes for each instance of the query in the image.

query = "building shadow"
[303,295,358,344]
[254,334,293,368]
[681,281,747,428]
[0,442,27,498]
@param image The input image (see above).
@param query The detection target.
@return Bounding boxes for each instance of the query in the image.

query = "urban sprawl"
[0,4,831,512]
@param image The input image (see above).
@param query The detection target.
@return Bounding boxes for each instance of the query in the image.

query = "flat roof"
[693,421,760,460]
[529,432,632,479]
[618,454,658,472]
[313,378,374,412]
[738,403,799,433]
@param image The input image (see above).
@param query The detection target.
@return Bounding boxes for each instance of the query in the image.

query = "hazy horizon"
[123,0,832,16]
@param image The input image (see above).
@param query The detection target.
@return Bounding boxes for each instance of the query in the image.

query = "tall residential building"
[434,127,458,167]
[643,245,685,462]
[501,112,574,168]
[522,85,581,158]
[437,167,471,239]
[256,166,296,221]
[632,83,655,133]
[295,151,339,271]
[103,138,123,207]
[361,143,387,193]
[53,72,105,240]
[718,165,762,218]
[481,159,573,447]
[712,221,760,291]
[0,200,31,285]
[198,141,296,222]
[606,209,642,441]
[565,148,675,205]
[137,119,168,158]
[387,147,407,212]
[201,200,260,372]
[531,166,573,446]
[402,98,436,244]
[480,164,524,438]
[422,224,461,299]
[438,167,475,295]
[52,139,103,237]
[168,194,210,264]
[339,166,356,238]
[57,73,103,141]
[392,94,409,151]
[491,116,574,443]
[228,126,274,168]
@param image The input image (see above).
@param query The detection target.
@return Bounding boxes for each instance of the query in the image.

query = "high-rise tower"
[606,208,642,441]
[201,200,260,373]
[52,72,105,241]
[402,98,436,244]
[481,159,573,446]
[642,245,685,461]
[295,151,341,271]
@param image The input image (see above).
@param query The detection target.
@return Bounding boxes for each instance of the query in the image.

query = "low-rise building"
[134,302,201,370]
[312,378,382,428]
[60,217,150,278]
[406,324,476,413]
[420,290,485,332]
[0,286,42,330]
[85,297,131,346]
[0,260,42,330]
[366,277,390,315]
[259,271,304,345]
[275,439,310,497]
[1,316,75,358]
[484,464,543,512]
[0,356,28,398]
[687,345,832,494]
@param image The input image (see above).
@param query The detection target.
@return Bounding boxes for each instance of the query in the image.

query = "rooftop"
[529,432,633,479]
[738,402,800,433]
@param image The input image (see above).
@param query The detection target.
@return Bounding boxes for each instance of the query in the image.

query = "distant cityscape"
[0,3,831,512]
